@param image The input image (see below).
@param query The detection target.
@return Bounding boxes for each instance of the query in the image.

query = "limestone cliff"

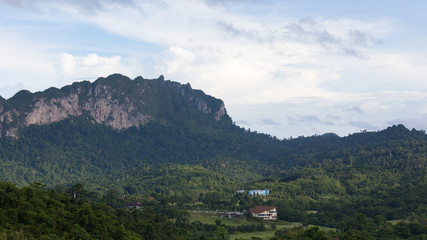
[0,74,228,137]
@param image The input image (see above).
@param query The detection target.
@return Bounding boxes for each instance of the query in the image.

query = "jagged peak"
[0,73,230,137]
[384,124,409,132]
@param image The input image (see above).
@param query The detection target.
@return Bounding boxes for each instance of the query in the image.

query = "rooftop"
[249,206,277,214]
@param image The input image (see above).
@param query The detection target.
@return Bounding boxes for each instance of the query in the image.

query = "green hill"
[0,74,426,239]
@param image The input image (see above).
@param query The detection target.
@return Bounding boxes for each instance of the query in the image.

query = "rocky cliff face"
[0,74,228,137]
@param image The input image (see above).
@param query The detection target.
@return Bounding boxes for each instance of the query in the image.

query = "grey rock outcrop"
[0,74,228,137]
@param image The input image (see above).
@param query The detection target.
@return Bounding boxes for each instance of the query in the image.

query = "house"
[248,189,269,196]
[249,206,277,221]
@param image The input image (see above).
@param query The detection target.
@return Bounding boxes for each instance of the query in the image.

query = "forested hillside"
[0,181,193,239]
[0,75,426,239]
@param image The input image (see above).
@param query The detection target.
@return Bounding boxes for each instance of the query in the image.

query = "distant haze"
[1,0,427,138]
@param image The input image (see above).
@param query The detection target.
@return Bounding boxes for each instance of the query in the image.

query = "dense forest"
[1,124,425,239]
[0,75,426,239]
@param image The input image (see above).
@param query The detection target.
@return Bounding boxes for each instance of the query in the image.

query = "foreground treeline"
[0,181,273,240]
[0,181,191,239]
[1,181,426,239]
[273,220,427,240]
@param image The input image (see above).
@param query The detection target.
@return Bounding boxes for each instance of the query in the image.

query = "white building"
[249,206,277,221]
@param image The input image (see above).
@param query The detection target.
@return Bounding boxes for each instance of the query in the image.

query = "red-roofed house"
[249,206,277,221]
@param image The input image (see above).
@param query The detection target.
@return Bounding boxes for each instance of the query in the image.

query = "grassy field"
[189,212,336,240]
[230,224,336,240]
[189,212,252,226]
[229,223,299,240]
[229,229,277,240]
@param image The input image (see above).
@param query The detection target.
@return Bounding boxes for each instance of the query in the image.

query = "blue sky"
[1,0,427,138]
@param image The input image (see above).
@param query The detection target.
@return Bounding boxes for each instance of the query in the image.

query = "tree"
[215,226,228,240]
[71,183,86,198]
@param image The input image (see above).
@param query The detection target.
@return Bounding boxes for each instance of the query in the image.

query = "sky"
[1,0,427,139]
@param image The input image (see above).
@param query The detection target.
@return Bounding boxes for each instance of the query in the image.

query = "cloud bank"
[1,0,427,138]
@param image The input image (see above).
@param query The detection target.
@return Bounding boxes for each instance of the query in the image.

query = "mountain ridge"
[0,73,425,191]
[0,74,228,137]
[0,74,426,239]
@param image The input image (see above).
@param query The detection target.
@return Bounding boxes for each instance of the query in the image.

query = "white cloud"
[2,1,394,100]
[349,121,377,130]
[59,53,76,74]
[0,30,53,74]
[260,118,281,126]
[229,90,427,138]
[0,29,57,96]
[1,0,427,137]
[55,53,138,85]
[389,116,427,131]
[157,47,195,74]
[0,82,26,99]
[0,0,137,15]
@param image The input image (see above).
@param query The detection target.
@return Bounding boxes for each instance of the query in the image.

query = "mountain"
[1,73,426,240]
[0,74,279,187]
[0,73,426,195]
[0,74,426,239]
[0,74,228,138]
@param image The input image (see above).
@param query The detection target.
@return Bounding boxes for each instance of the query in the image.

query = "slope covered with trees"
[0,181,190,239]
[0,74,426,239]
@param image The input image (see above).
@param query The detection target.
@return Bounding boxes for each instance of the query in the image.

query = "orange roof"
[249,206,277,214]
